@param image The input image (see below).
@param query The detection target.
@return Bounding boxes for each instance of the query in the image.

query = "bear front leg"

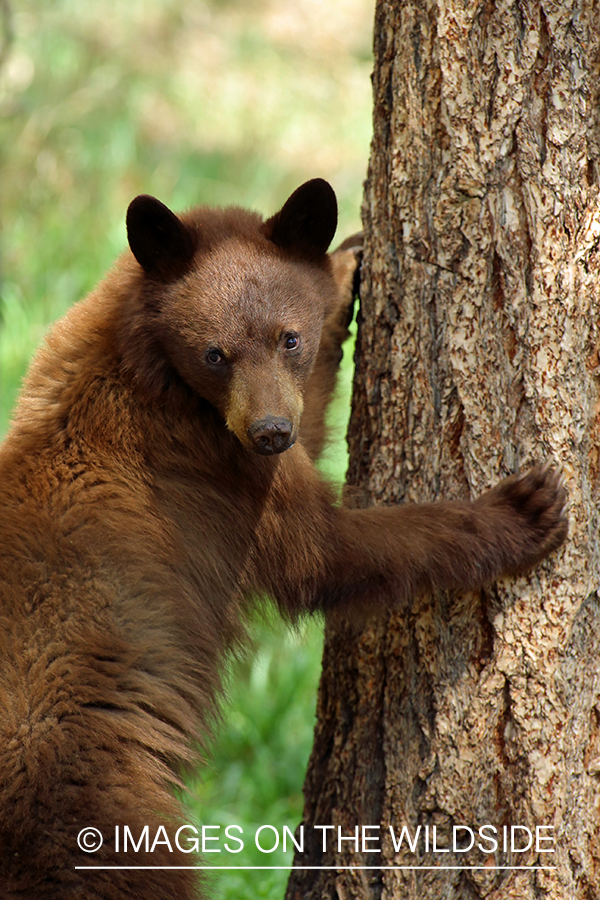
[0,628,202,900]
[256,461,567,617]
[330,464,568,613]
[299,236,362,461]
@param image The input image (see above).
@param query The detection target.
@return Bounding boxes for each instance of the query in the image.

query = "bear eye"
[206,347,225,366]
[283,332,300,351]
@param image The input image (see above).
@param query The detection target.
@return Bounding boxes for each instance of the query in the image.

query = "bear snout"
[247,416,295,455]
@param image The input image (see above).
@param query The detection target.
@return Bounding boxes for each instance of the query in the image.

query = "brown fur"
[0,180,566,898]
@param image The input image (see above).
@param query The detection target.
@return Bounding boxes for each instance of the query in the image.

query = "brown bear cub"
[0,179,566,898]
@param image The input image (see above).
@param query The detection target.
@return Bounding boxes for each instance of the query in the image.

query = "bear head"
[124,179,340,455]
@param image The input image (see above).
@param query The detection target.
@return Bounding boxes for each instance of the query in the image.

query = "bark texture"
[286,1,600,898]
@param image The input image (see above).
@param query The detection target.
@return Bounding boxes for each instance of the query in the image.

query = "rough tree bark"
[286,1,600,899]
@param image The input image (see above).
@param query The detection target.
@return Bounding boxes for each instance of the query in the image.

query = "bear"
[0,178,567,899]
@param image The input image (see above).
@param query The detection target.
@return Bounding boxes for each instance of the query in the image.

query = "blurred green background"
[0,1,374,897]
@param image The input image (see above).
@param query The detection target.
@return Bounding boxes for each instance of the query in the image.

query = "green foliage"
[0,2,372,896]
[187,616,324,900]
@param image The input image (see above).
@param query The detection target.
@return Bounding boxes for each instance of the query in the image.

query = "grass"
[0,2,373,897]
[186,616,326,900]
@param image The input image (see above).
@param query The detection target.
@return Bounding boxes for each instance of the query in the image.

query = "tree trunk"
[286,1,600,899]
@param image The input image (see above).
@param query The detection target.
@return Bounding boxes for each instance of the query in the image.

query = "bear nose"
[247,417,294,455]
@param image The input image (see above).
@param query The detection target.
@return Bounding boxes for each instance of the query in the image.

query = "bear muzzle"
[246,417,295,455]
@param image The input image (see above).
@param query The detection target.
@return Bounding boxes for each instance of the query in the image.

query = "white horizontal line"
[75,865,557,871]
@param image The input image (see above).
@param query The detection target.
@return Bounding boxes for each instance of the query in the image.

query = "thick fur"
[0,180,567,898]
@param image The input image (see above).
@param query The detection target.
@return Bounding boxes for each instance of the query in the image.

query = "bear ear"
[126,195,196,280]
[261,178,338,259]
